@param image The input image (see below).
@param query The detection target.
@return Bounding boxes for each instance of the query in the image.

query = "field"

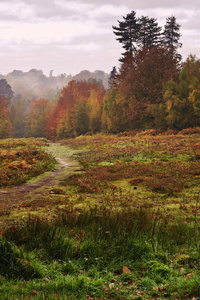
[1,130,200,299]
[0,138,57,187]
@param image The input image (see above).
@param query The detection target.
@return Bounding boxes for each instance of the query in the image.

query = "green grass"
[1,204,200,299]
[2,131,200,299]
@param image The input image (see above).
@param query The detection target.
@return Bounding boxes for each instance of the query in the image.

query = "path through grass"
[1,132,200,299]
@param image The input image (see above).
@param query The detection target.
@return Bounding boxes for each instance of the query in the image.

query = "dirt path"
[0,143,80,213]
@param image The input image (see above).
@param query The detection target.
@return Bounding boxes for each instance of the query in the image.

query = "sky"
[0,0,200,76]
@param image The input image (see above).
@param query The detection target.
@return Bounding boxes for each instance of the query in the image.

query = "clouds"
[0,0,200,76]
[0,1,35,20]
[0,0,115,47]
[0,19,108,47]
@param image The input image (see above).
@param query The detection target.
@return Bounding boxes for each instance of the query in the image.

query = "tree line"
[1,11,200,139]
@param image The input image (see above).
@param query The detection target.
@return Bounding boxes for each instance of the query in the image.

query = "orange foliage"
[0,96,11,119]
[0,96,13,138]
[47,80,106,140]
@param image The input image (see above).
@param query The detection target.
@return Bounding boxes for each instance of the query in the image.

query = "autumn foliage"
[46,80,106,140]
[26,99,52,138]
[2,11,200,140]
[0,138,56,186]
[0,96,13,138]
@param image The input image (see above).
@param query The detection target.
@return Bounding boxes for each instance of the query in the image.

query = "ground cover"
[1,131,200,299]
[0,138,57,187]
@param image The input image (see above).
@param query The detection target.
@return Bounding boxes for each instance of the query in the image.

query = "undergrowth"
[0,138,57,186]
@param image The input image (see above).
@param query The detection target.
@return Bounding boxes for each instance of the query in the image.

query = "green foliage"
[189,89,200,117]
[166,96,197,129]
[163,55,200,130]
[112,11,181,59]
[10,99,26,138]
[74,101,90,135]
[88,90,102,133]
[0,96,13,138]
[26,99,52,138]
[1,202,200,299]
[0,237,46,280]
[102,87,123,132]
[0,117,13,139]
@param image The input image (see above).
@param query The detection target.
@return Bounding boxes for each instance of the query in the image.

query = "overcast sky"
[0,0,200,76]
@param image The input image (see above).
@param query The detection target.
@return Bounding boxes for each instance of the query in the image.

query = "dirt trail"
[0,144,79,212]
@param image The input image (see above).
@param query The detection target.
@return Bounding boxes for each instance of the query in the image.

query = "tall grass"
[1,203,200,298]
[3,203,200,267]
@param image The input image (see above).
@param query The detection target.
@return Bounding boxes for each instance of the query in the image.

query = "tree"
[10,99,26,137]
[111,11,182,132]
[189,89,200,118]
[88,89,103,133]
[182,54,200,85]
[0,79,14,99]
[112,11,139,60]
[102,87,131,132]
[138,16,162,49]
[108,66,117,89]
[113,46,180,130]
[163,55,200,130]
[113,12,163,61]
[74,100,90,135]
[0,97,13,138]
[26,99,52,137]
[47,80,106,139]
[163,16,182,58]
[166,96,196,129]
[102,88,117,132]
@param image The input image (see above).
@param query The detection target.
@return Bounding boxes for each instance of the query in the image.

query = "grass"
[1,204,200,299]
[0,138,57,186]
[1,130,200,299]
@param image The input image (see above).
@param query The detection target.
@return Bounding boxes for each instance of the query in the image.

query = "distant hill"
[0,69,109,103]
[72,70,109,88]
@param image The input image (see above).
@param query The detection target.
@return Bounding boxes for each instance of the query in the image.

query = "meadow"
[0,138,57,187]
[1,130,200,299]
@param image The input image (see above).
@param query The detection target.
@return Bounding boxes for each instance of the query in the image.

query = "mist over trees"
[1,10,200,139]
[0,69,109,138]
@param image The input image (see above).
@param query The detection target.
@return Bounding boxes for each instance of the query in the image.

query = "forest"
[1,11,200,140]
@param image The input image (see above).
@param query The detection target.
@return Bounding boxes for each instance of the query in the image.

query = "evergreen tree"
[146,18,162,48]
[138,16,149,49]
[112,11,140,59]
[108,66,117,89]
[113,12,162,57]
[138,16,162,49]
[163,16,182,56]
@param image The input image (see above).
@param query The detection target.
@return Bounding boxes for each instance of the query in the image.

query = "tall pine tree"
[163,16,182,58]
[138,16,161,49]
[112,11,139,60]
